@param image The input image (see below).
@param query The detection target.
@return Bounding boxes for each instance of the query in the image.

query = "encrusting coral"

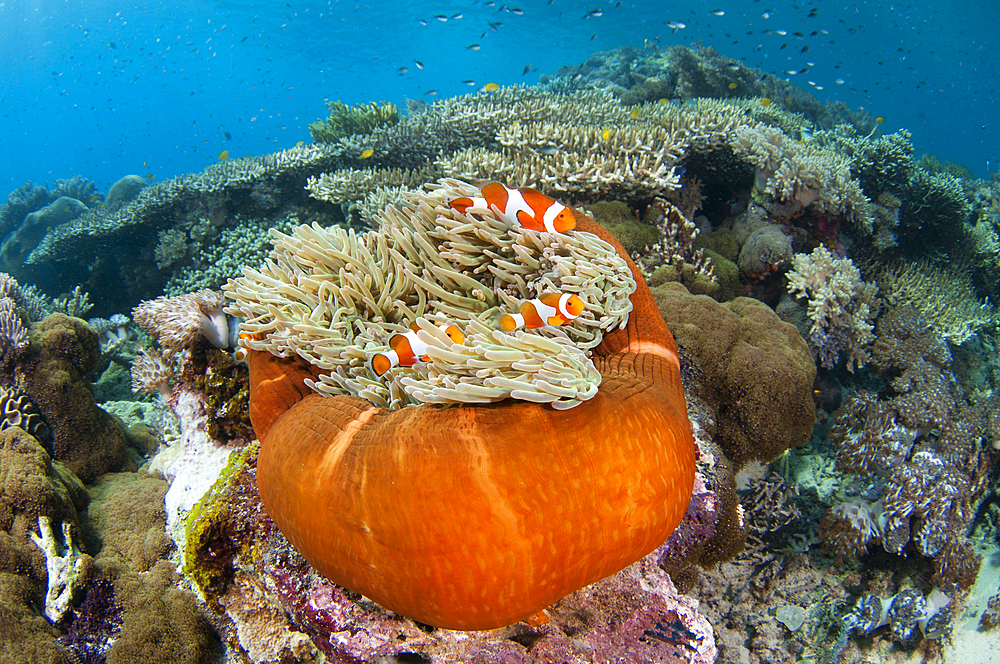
[226,178,696,630]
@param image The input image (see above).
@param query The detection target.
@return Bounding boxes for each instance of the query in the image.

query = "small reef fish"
[359,148,374,159]
[449,182,576,234]
[498,292,586,332]
[218,149,230,160]
[371,323,465,376]
[484,82,500,92]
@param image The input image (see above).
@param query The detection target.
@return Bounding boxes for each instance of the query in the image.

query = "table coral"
[226,179,696,630]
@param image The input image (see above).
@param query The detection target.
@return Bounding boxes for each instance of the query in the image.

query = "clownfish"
[233,331,260,362]
[371,323,465,377]
[498,292,585,332]
[449,182,576,234]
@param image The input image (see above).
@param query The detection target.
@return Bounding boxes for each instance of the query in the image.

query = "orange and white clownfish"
[449,182,577,234]
[498,292,586,332]
[371,322,465,377]
[233,331,259,362]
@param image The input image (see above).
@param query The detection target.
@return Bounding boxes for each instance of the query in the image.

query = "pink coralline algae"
[256,538,717,664]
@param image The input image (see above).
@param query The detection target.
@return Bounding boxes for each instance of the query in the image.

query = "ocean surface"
[1,0,998,193]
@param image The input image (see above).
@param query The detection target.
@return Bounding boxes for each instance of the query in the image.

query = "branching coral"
[226,178,636,410]
[877,258,996,345]
[786,246,879,370]
[732,123,873,226]
[637,197,715,280]
[308,100,400,143]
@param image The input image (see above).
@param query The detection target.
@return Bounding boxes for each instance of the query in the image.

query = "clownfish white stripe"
[502,313,525,330]
[556,292,575,318]
[532,298,559,322]
[542,202,568,234]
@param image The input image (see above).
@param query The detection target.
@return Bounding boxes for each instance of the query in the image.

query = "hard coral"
[654,281,816,468]
[18,314,131,482]
[786,246,879,371]
[308,100,400,144]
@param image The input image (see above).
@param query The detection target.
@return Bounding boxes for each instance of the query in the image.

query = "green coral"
[586,200,659,255]
[309,100,401,143]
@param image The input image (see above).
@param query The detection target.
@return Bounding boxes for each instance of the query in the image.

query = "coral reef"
[786,246,880,370]
[654,281,816,468]
[308,100,400,143]
[18,314,132,482]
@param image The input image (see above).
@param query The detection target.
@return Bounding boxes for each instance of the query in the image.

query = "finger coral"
[227,180,696,630]
[786,246,879,371]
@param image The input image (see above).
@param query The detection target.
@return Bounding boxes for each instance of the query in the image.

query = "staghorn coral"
[877,257,996,345]
[154,227,190,270]
[308,100,400,144]
[786,246,879,371]
[164,213,302,297]
[227,179,636,410]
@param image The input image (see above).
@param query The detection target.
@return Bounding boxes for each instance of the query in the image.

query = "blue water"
[1,0,998,194]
